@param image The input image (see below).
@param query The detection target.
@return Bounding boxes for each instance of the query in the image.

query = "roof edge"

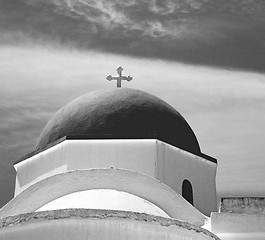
[15,134,217,165]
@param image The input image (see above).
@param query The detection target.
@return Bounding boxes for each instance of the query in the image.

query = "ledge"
[0,209,219,240]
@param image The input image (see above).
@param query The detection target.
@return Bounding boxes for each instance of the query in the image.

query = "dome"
[36,88,201,155]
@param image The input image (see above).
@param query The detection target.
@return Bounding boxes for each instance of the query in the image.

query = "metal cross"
[106,66,132,88]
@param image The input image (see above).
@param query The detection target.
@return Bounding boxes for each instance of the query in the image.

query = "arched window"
[182,179,193,205]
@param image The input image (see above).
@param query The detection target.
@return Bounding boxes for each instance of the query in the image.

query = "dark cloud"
[1,0,265,72]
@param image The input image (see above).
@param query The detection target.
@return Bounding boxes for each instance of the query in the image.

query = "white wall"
[14,139,217,216]
[211,212,265,240]
[0,209,218,240]
[37,189,169,217]
[15,140,157,195]
[2,169,206,225]
[156,142,217,216]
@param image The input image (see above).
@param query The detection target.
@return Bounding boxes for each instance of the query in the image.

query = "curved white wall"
[37,189,169,217]
[1,169,206,225]
[0,209,219,240]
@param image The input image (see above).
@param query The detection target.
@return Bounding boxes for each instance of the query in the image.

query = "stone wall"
[220,197,265,214]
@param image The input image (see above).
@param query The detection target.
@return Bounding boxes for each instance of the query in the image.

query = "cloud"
[1,0,265,72]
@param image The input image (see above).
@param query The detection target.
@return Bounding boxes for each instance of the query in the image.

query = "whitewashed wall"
[211,212,265,240]
[14,139,217,215]
[156,142,217,216]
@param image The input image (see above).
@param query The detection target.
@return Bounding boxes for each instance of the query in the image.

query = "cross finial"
[107,66,132,88]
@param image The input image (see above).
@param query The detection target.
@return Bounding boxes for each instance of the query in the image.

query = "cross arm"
[119,76,132,81]
[107,75,120,81]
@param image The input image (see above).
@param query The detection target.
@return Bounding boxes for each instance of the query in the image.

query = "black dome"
[36,88,201,155]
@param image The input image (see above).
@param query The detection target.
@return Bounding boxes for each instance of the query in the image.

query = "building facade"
[0,87,263,239]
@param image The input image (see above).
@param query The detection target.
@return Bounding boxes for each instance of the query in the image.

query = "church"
[0,68,264,240]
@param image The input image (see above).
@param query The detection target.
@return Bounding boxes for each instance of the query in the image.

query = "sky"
[0,0,265,208]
